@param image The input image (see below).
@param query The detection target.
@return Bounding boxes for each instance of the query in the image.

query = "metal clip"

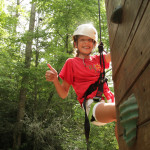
[93,97,101,102]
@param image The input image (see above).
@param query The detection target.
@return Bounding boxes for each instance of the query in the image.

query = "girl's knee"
[93,102,116,123]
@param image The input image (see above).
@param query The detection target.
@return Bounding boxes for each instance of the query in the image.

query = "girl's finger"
[47,63,53,70]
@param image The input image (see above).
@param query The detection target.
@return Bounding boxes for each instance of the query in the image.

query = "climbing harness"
[82,0,113,149]
[82,43,107,150]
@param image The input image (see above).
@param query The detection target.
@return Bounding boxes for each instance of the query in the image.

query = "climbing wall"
[105,0,150,149]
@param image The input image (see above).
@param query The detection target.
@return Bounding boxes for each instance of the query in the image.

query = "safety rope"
[98,0,102,42]
[98,0,105,81]
[83,1,107,150]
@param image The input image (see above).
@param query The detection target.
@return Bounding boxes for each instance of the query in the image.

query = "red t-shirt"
[59,55,109,105]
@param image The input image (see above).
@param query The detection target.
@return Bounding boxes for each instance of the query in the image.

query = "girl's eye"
[88,39,93,42]
[79,39,93,42]
[80,39,85,42]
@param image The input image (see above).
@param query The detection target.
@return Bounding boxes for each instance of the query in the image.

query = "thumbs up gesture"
[45,64,58,82]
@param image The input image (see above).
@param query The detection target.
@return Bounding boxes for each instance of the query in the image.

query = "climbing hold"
[119,94,139,146]
[110,6,123,24]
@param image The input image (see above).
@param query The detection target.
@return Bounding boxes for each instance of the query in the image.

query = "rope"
[98,0,102,42]
[98,0,105,80]
[98,0,104,54]
[83,1,106,150]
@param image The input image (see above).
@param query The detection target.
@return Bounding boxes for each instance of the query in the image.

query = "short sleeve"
[59,58,74,85]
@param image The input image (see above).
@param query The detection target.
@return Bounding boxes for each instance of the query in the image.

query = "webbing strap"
[88,101,97,121]
[96,78,104,97]
[83,77,104,150]
[83,95,90,150]
[99,43,105,79]
[83,1,107,149]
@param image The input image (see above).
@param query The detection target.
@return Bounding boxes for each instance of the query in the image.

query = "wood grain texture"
[105,0,150,149]
[116,64,150,135]
[114,2,150,105]
[118,121,150,150]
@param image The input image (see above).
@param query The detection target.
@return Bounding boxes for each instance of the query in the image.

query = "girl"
[45,24,118,141]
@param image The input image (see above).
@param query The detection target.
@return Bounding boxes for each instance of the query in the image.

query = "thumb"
[47,63,53,70]
[47,63,56,72]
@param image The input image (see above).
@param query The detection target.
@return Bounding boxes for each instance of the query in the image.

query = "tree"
[13,2,36,149]
[0,0,117,149]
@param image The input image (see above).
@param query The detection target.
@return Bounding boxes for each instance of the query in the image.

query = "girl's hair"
[73,35,80,57]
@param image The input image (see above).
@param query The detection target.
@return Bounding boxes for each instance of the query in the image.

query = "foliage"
[0,0,118,150]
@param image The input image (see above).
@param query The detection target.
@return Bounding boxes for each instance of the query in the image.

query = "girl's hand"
[45,64,58,82]
[105,53,111,63]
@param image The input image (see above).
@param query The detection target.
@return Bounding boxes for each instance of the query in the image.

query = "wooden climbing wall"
[105,0,150,149]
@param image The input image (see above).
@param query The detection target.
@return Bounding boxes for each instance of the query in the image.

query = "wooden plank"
[116,64,150,137]
[133,65,150,125]
[105,1,150,149]
[118,121,150,150]
[105,0,125,50]
[114,2,150,105]
[124,0,149,54]
[105,0,123,25]
[116,66,150,150]
[110,0,146,79]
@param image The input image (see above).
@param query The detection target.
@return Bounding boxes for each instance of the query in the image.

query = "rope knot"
[98,42,104,53]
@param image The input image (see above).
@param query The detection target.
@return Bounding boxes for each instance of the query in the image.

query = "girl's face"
[74,35,95,58]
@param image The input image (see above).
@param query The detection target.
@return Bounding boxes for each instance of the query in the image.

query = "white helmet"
[73,24,98,43]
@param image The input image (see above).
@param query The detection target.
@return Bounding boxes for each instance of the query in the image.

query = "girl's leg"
[93,102,118,141]
[94,102,116,123]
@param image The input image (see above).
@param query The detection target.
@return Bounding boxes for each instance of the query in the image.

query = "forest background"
[0,0,118,149]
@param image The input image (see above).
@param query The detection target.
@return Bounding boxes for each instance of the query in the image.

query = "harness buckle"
[100,78,108,83]
[93,96,101,102]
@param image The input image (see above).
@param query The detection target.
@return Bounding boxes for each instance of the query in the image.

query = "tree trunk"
[13,0,20,33]
[13,2,36,149]
[33,15,40,114]
[65,33,69,53]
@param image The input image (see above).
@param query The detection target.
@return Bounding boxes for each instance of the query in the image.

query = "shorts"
[83,99,107,126]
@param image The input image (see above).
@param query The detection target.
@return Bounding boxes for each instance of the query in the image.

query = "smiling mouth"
[83,46,90,49]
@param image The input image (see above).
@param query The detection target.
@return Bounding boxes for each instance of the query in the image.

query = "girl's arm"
[53,79,70,99]
[105,52,111,63]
